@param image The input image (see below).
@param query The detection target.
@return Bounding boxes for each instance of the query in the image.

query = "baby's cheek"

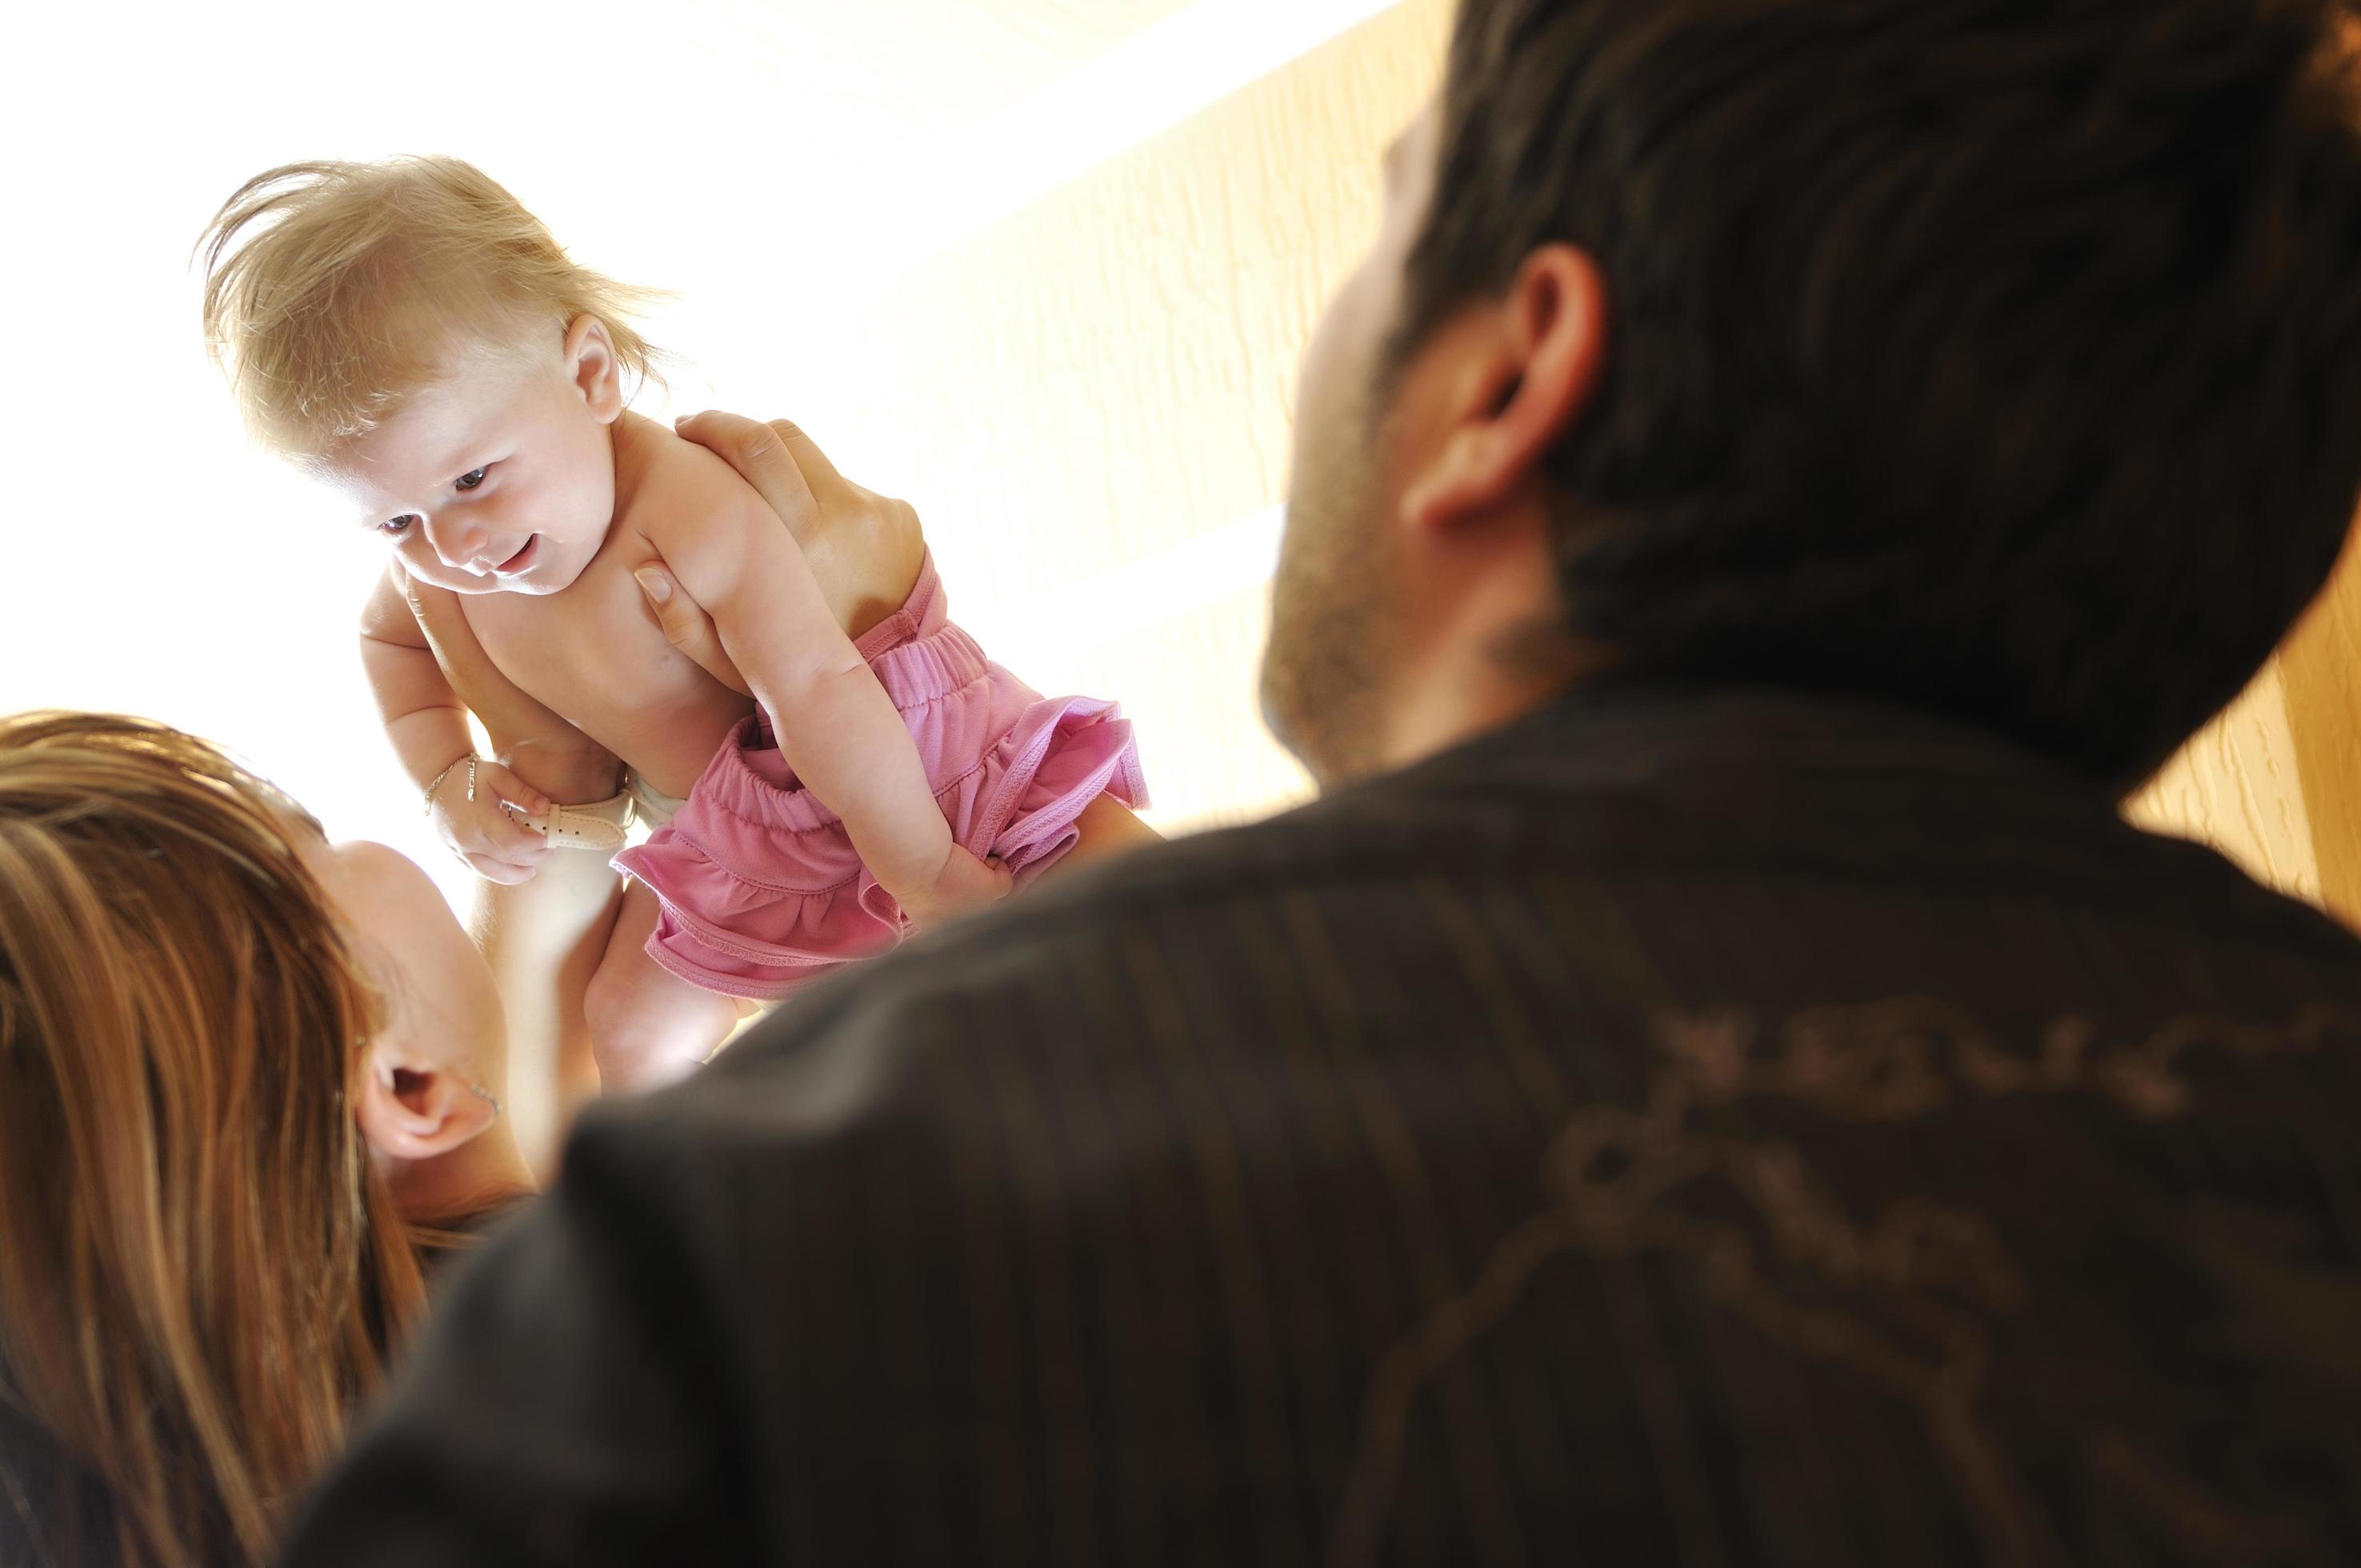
[557,480,616,549]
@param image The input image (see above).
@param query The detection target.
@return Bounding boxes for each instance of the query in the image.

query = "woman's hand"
[637,412,925,693]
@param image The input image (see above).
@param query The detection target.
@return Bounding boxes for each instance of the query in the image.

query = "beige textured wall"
[770,0,2350,914]
[2126,514,2361,923]
[2279,532,2361,926]
[778,0,1455,833]
[2127,664,2322,905]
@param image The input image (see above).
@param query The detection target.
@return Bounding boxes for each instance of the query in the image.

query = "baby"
[199,157,1147,1090]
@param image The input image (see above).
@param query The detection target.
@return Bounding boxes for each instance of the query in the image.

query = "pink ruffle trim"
[613,694,1144,1003]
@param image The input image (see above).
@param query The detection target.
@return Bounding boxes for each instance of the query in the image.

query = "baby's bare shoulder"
[614,420,759,550]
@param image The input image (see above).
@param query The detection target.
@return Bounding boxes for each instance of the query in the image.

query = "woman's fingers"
[764,418,847,494]
[674,410,822,530]
[634,566,753,696]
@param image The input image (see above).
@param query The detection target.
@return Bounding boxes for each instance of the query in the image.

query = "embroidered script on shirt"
[1330,998,2361,1568]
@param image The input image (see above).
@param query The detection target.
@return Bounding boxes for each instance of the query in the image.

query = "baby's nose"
[422,513,488,570]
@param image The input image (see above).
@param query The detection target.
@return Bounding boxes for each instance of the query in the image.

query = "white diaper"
[626,770,686,830]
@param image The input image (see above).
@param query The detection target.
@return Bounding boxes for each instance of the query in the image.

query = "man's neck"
[1378,590,1606,779]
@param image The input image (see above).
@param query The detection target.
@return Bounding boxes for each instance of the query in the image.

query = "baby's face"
[317,338,618,597]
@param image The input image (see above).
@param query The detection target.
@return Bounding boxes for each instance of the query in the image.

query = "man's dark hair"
[1402,0,2361,786]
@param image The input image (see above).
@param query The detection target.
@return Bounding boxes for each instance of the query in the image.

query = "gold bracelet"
[422,754,478,815]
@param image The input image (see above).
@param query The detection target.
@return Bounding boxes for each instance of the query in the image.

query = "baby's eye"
[455,468,488,492]
[381,514,417,538]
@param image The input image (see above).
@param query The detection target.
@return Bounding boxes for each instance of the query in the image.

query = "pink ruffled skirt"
[611,553,1146,1001]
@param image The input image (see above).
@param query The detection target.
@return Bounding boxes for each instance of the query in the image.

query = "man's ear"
[354,1042,496,1164]
[564,314,626,424]
[1399,245,1608,534]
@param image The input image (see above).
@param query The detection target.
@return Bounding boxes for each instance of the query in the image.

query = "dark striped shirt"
[283,684,2361,1566]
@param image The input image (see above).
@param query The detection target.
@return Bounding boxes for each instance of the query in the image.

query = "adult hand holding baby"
[635,410,926,691]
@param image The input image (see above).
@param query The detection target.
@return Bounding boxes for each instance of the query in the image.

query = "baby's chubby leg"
[584,881,750,1093]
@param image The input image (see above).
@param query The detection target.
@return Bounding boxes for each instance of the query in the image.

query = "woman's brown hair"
[0,713,429,1567]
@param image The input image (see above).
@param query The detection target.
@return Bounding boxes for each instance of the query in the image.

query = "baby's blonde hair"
[198,156,662,456]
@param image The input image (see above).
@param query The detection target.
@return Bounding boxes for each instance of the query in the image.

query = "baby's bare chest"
[458,553,750,773]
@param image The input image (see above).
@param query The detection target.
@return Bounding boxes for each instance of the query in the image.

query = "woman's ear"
[354,1042,496,1164]
[1399,244,1609,534]
[564,314,626,424]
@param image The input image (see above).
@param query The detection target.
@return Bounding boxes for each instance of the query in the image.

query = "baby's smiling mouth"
[492,536,540,576]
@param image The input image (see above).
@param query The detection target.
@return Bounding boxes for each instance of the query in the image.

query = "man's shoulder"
[690,686,2361,1058]
[586,683,2361,1174]
[835,757,1518,990]
[577,783,1447,1138]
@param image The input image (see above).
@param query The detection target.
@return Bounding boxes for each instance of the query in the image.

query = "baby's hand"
[427,757,556,886]
[894,846,1014,931]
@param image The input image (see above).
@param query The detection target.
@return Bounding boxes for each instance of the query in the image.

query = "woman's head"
[0,713,508,1566]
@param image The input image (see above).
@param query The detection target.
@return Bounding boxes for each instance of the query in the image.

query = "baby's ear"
[565,314,625,423]
[354,1042,497,1163]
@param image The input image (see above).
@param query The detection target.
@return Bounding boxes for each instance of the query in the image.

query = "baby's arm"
[634,452,1003,926]
[359,566,554,883]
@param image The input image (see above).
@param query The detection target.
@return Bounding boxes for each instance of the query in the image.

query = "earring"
[464,1078,503,1122]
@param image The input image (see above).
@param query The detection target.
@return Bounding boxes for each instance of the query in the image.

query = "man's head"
[1267,0,2361,792]
[199,158,656,595]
